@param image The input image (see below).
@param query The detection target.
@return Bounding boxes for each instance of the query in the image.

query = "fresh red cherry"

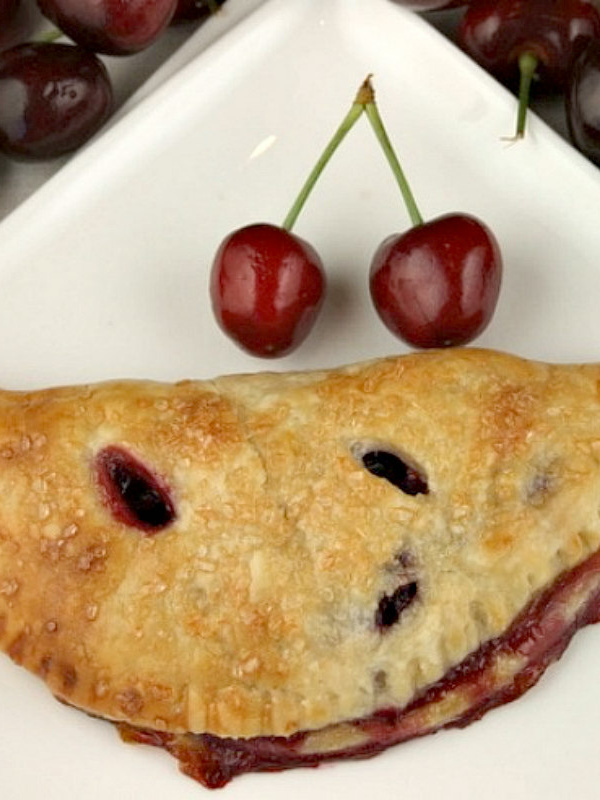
[210,223,326,358]
[36,0,178,55]
[458,0,600,136]
[0,42,113,160]
[172,0,224,23]
[370,214,502,348]
[210,81,376,358]
[566,39,600,166]
[360,77,502,348]
[459,0,600,86]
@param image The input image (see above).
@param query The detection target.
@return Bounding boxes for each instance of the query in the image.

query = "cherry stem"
[282,80,370,232]
[516,51,538,138]
[38,28,64,44]
[363,85,424,228]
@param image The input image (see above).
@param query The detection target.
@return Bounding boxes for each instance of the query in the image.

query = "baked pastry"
[1,347,600,787]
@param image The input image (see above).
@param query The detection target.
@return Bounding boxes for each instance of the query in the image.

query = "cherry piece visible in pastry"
[95,446,176,533]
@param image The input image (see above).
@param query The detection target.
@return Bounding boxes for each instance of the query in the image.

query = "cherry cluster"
[210,77,502,358]
[395,0,600,163]
[0,0,226,160]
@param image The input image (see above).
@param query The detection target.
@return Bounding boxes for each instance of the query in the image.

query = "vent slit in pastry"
[375,581,419,630]
[359,449,429,496]
[95,446,175,532]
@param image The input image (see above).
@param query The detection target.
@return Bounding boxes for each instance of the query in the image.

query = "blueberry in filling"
[375,581,418,630]
[360,449,428,496]
[95,446,175,532]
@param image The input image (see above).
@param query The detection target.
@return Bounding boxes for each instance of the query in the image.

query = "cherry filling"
[360,450,428,496]
[95,446,175,533]
[118,546,600,788]
[375,581,418,630]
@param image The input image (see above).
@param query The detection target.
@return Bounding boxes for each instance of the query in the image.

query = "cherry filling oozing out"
[95,446,175,532]
[119,546,600,788]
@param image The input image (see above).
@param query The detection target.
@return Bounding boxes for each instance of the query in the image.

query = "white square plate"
[1,1,599,797]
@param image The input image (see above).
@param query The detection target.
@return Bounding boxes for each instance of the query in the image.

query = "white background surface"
[1,1,600,797]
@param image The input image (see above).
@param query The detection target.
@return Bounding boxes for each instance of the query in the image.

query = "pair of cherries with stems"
[210,77,502,358]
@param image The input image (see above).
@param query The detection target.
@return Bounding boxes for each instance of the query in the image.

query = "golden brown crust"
[1,348,600,738]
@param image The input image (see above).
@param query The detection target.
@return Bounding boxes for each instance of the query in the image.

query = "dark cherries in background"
[408,0,600,161]
[36,0,178,56]
[4,1,600,165]
[0,41,113,159]
[568,38,600,165]
[0,0,224,161]
[172,0,227,23]
[457,0,600,88]
[0,0,35,51]
[0,0,20,30]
